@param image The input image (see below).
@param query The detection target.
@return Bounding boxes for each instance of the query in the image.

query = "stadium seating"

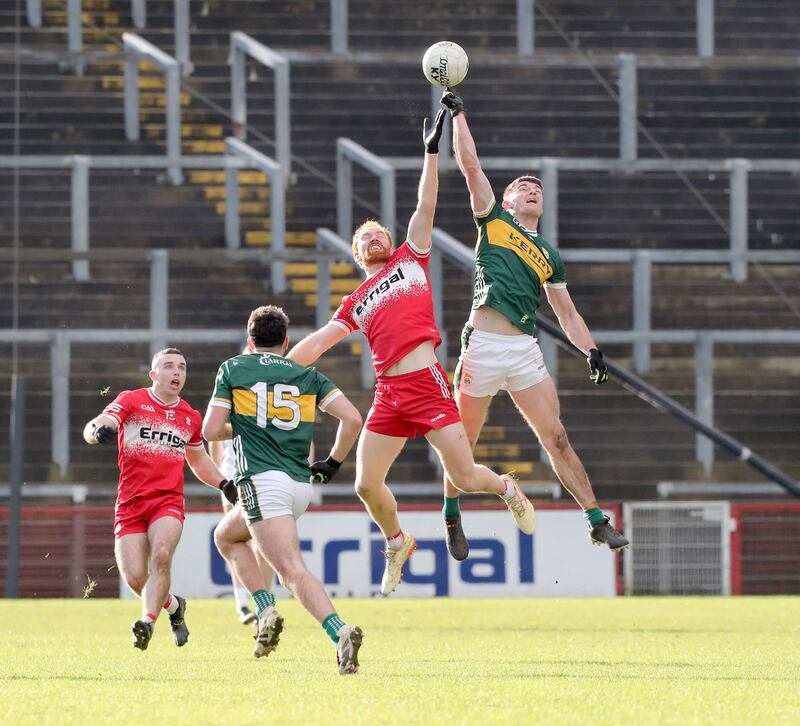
[1,0,798,500]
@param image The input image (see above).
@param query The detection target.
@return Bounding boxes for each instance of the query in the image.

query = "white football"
[421,41,469,88]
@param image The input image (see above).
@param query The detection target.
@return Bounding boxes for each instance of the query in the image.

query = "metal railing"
[230,32,291,187]
[25,0,192,75]
[336,139,396,242]
[383,152,800,281]
[224,138,286,293]
[0,328,307,478]
[122,33,183,184]
[323,0,717,57]
[0,148,287,281]
[3,320,798,483]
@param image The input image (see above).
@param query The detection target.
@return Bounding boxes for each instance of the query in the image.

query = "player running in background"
[83,348,234,651]
[208,339,274,626]
[438,90,629,560]
[209,436,274,625]
[204,305,365,674]
[287,105,536,597]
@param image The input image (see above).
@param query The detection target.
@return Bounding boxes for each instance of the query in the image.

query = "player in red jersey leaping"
[288,104,536,596]
[83,348,235,651]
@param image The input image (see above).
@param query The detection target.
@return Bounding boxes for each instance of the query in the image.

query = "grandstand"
[1,0,799,597]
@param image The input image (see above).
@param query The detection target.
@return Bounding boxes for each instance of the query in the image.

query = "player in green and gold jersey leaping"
[439,90,629,560]
[203,305,365,674]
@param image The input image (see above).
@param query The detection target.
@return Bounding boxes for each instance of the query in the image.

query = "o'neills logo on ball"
[429,55,449,85]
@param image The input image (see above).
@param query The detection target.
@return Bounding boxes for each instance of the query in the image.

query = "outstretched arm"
[545,286,608,384]
[287,321,349,367]
[407,108,446,253]
[442,92,495,215]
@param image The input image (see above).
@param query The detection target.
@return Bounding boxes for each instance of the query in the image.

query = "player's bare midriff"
[383,340,438,376]
[469,305,525,336]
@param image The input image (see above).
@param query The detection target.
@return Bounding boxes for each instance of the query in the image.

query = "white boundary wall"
[123,508,618,599]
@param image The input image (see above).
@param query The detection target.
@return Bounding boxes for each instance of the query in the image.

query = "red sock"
[163,595,172,610]
[144,612,158,623]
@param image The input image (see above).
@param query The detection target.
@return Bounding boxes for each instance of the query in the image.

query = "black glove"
[440,90,464,118]
[310,456,342,484]
[93,425,116,444]
[423,108,447,154]
[587,348,609,385]
[219,479,238,505]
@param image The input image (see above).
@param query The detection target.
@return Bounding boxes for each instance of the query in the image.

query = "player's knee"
[447,465,479,493]
[541,426,570,454]
[354,478,378,501]
[149,544,173,572]
[213,522,233,555]
[122,570,146,594]
[278,562,307,592]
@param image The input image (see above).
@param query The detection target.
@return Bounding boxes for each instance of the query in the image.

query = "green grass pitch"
[1,597,799,724]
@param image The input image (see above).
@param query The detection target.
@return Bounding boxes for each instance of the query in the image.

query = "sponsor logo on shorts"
[463,373,473,385]
[114,522,123,534]
[166,508,182,517]
[431,412,446,423]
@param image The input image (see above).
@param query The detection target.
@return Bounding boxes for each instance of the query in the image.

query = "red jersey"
[331,240,442,377]
[101,387,204,505]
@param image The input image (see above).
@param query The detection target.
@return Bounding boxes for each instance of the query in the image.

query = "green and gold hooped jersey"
[472,200,566,336]
[210,352,341,483]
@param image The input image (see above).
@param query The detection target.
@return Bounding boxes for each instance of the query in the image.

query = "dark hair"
[503,175,544,200]
[151,347,185,370]
[248,305,289,348]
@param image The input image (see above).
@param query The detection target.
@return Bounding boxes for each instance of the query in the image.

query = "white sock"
[386,531,405,549]
[499,477,516,502]
[234,587,249,610]
[163,594,179,614]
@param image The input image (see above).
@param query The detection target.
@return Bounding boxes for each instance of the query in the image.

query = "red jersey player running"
[288,104,536,595]
[83,348,234,651]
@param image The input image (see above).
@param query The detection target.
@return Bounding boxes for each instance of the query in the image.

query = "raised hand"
[440,90,464,117]
[423,108,447,154]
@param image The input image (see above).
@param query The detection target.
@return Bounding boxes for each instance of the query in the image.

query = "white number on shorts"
[250,382,302,430]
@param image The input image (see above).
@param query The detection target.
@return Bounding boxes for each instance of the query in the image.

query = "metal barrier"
[336,138,396,242]
[230,32,291,187]
[4,322,798,481]
[122,33,183,184]
[319,0,715,57]
[0,149,288,281]
[0,326,314,478]
[25,0,192,75]
[385,152,800,280]
[224,138,286,293]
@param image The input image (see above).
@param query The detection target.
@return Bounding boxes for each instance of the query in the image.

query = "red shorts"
[114,492,185,538]
[366,362,462,438]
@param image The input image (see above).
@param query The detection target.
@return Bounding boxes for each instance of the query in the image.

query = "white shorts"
[238,470,312,525]
[455,327,550,398]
